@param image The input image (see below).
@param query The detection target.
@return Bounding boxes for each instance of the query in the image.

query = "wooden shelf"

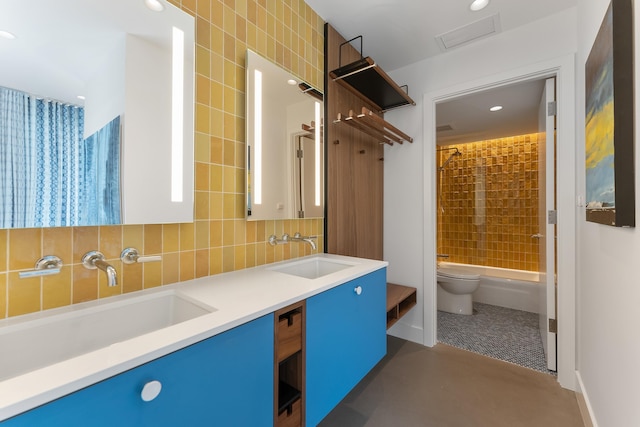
[334,107,413,146]
[330,56,416,112]
[386,283,417,329]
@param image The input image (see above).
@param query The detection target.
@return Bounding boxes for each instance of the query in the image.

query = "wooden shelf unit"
[329,56,416,112]
[386,283,417,329]
[274,301,305,427]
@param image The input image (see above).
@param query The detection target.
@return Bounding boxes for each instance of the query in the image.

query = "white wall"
[84,37,125,138]
[383,7,577,373]
[122,33,194,224]
[575,0,640,425]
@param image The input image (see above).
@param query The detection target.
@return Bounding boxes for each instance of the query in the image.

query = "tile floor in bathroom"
[437,302,553,374]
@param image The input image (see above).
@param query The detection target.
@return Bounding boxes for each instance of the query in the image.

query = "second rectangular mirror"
[245,50,324,221]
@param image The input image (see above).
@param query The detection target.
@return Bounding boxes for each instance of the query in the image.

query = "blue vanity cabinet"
[3,314,274,427]
[305,268,387,427]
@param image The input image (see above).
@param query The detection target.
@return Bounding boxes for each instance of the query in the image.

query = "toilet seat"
[437,266,480,280]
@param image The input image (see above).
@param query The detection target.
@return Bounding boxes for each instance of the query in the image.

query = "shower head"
[438,148,462,171]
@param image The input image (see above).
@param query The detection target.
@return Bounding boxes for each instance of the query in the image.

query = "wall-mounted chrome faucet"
[269,232,317,250]
[82,251,117,287]
[291,232,317,250]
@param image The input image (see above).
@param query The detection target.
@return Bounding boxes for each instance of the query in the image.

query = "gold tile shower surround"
[437,134,541,272]
[0,0,325,318]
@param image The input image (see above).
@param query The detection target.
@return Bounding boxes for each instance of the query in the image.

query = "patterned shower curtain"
[84,116,121,225]
[0,88,36,228]
[33,96,86,227]
[0,86,121,227]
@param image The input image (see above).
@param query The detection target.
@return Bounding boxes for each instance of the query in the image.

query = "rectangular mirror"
[0,0,194,228]
[245,50,324,221]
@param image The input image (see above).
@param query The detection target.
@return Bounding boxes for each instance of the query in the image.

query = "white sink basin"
[270,257,354,279]
[0,290,216,381]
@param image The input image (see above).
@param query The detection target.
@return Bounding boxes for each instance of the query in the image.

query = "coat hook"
[359,149,366,154]
[333,140,340,144]
[379,157,384,161]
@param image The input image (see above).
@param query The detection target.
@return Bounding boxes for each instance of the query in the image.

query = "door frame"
[538,77,557,371]
[422,54,576,390]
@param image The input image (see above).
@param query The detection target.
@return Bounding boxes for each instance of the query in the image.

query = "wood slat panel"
[326,24,383,260]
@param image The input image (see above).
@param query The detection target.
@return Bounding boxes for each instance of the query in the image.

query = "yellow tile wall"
[0,0,325,319]
[437,134,540,272]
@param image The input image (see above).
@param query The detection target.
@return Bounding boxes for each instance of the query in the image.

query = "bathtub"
[437,262,542,313]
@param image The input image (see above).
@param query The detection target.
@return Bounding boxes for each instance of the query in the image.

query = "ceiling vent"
[435,14,501,52]
[436,124,454,132]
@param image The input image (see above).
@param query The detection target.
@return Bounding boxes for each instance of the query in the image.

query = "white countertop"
[0,254,387,421]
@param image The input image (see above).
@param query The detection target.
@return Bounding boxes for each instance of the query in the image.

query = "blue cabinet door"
[306,268,387,426]
[3,314,274,427]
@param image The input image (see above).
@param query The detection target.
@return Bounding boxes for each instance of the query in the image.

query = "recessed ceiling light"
[144,0,165,12]
[77,95,86,100]
[489,105,503,112]
[0,30,16,40]
[287,79,298,85]
[470,0,490,12]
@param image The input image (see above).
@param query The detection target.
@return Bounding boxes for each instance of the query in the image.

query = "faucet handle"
[121,247,161,264]
[19,255,63,279]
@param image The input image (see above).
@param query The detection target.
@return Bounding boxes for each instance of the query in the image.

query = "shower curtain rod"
[0,85,83,108]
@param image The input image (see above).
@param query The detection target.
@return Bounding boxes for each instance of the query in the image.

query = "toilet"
[437,265,481,315]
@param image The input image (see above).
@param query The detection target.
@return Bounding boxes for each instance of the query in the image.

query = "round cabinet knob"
[354,286,362,295]
[141,380,162,402]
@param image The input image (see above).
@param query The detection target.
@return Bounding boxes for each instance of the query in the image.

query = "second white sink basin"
[0,290,216,381]
[270,257,354,279]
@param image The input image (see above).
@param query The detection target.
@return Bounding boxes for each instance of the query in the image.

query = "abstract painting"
[585,0,634,227]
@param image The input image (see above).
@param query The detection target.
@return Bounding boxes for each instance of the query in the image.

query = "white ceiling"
[307,0,576,144]
[435,79,547,145]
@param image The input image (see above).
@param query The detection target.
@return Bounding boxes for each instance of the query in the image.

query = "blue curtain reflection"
[34,96,86,227]
[84,116,121,225]
[0,86,121,228]
[0,88,36,227]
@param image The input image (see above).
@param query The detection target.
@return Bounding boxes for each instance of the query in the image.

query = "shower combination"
[438,147,462,171]
[437,147,462,213]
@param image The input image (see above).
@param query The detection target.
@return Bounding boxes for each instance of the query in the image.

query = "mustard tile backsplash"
[0,0,324,319]
[437,134,541,272]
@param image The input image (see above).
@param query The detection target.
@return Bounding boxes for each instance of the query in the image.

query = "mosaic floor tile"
[437,302,555,375]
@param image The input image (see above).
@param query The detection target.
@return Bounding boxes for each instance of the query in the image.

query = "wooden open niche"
[386,283,417,329]
[274,301,305,426]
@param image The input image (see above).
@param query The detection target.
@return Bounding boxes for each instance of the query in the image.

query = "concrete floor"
[319,336,584,427]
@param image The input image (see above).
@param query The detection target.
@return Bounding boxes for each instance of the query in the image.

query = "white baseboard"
[575,371,597,427]
[387,321,424,345]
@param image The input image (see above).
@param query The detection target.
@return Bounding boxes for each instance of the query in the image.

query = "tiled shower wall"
[437,134,541,272]
[0,0,324,319]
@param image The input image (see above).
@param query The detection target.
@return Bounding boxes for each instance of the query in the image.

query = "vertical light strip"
[314,101,321,206]
[171,26,184,202]
[254,69,263,205]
